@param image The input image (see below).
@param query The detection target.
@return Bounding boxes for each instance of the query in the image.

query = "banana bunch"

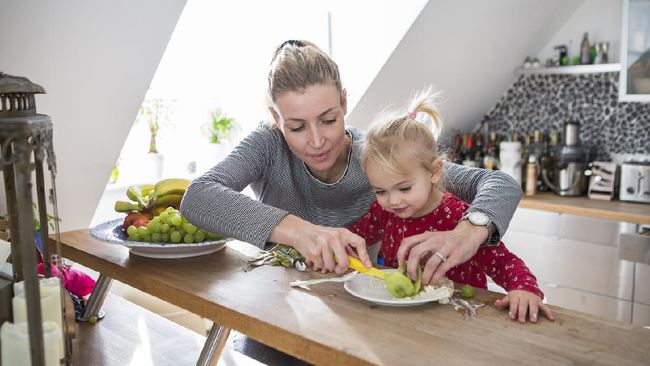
[384,265,423,298]
[114,178,191,214]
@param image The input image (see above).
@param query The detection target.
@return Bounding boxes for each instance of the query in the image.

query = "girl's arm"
[346,201,385,249]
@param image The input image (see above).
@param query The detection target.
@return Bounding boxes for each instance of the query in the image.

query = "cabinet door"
[620,0,650,102]
[633,302,650,327]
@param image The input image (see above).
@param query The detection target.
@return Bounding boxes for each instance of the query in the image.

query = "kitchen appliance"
[620,161,650,203]
[499,141,522,185]
[588,161,618,200]
[543,121,589,196]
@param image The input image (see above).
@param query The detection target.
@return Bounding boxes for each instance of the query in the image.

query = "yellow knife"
[347,256,385,279]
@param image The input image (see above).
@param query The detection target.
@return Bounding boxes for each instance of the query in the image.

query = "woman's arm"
[180,124,289,247]
[443,162,522,242]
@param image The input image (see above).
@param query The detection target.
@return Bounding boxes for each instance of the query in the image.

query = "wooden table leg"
[196,323,231,366]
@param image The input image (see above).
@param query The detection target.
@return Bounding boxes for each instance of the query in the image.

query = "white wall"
[348,0,585,134]
[0,1,186,231]
[536,0,623,64]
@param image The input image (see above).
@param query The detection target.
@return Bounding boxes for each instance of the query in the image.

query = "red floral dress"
[347,192,544,298]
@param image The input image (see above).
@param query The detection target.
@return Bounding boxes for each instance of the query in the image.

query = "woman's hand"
[396,220,486,285]
[495,290,555,323]
[271,215,371,274]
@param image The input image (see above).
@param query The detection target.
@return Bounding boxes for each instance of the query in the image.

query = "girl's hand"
[271,215,371,274]
[495,290,555,323]
[397,220,485,285]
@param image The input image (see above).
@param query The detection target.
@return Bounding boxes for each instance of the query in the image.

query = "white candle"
[0,320,60,366]
[12,277,64,359]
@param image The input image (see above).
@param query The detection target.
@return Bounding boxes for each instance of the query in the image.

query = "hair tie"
[407,111,417,119]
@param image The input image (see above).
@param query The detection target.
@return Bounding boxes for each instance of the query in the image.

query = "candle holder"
[0,72,70,365]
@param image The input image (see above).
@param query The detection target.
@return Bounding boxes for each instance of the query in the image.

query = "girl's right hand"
[271,215,371,274]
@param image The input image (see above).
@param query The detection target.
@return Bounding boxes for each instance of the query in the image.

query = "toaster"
[620,162,650,203]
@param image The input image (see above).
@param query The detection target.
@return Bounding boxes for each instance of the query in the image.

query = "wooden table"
[52,230,650,366]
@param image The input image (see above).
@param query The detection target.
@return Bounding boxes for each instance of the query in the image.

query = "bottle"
[580,32,591,65]
[499,141,522,186]
[521,135,532,190]
[536,130,550,192]
[525,155,538,196]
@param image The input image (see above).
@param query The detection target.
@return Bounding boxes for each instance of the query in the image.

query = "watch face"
[468,212,490,226]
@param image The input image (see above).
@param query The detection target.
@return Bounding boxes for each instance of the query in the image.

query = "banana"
[384,269,416,298]
[153,193,184,209]
[115,201,140,213]
[126,184,154,206]
[153,178,190,197]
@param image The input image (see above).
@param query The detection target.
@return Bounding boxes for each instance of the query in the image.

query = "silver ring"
[433,251,447,262]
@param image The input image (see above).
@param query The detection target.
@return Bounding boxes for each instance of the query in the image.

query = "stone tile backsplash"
[483,72,650,161]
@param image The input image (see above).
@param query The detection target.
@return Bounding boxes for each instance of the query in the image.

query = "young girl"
[347,87,555,323]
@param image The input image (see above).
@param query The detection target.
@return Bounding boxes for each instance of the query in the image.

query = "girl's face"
[365,159,443,219]
[271,82,348,182]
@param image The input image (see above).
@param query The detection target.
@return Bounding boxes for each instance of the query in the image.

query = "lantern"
[0,72,69,365]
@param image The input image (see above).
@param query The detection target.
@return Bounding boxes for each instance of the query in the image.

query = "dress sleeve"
[473,243,544,299]
[442,162,522,242]
[180,124,289,248]
[346,201,384,248]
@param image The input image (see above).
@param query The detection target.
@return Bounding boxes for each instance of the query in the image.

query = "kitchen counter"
[519,192,650,225]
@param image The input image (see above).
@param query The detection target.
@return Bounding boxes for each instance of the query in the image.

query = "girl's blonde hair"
[361,86,444,177]
[267,40,342,104]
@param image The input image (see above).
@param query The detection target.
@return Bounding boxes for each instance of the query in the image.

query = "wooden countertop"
[519,192,650,224]
[52,232,650,366]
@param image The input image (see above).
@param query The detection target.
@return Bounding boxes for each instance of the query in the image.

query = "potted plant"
[136,96,173,180]
[198,108,237,173]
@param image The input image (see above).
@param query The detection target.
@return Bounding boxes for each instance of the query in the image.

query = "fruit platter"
[90,178,229,259]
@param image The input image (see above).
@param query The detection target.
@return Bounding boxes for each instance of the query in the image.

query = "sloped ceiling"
[348,0,585,136]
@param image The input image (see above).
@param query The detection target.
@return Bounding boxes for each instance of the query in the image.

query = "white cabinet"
[503,208,648,325]
[620,0,650,101]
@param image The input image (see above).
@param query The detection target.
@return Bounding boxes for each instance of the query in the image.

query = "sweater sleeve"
[346,201,384,248]
[180,124,289,248]
[442,162,522,242]
[473,243,544,299]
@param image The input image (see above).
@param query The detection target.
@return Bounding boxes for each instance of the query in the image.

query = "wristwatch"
[461,212,499,246]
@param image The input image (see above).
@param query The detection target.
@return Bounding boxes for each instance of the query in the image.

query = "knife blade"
[347,256,385,279]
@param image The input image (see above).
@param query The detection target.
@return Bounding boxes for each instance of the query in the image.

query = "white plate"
[344,269,453,306]
[90,219,229,259]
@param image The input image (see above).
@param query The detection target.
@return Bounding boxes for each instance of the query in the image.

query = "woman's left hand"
[495,290,555,323]
[397,220,486,285]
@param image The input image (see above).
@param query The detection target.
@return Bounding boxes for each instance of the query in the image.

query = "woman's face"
[271,82,348,182]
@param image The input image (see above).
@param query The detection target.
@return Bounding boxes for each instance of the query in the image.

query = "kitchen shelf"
[71,293,206,365]
[516,63,621,75]
[519,192,650,225]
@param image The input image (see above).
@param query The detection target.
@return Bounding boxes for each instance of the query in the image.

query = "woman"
[180,40,521,285]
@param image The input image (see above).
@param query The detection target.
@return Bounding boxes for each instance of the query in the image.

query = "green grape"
[170,215,183,227]
[183,223,198,234]
[127,225,138,237]
[161,233,170,242]
[165,206,175,213]
[206,232,223,240]
[194,230,206,242]
[160,223,171,233]
[151,232,162,242]
[150,222,162,233]
[460,284,476,299]
[151,216,161,225]
[141,234,151,242]
[183,233,194,244]
[182,217,190,225]
[128,233,141,242]
[146,221,155,231]
[170,231,182,243]
[176,229,185,237]
[137,226,149,236]
[158,212,169,222]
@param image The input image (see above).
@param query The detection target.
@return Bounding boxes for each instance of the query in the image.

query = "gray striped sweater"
[180,122,521,248]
